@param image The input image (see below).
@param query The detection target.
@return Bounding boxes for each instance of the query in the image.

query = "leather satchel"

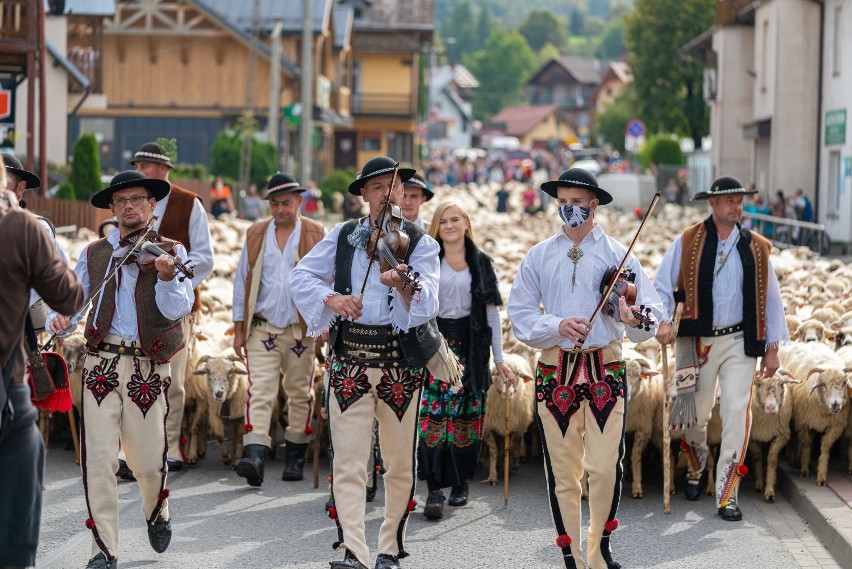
[25,316,72,412]
[399,318,442,367]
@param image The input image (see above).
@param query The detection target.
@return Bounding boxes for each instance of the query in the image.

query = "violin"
[113,228,196,282]
[598,267,655,331]
[366,204,422,292]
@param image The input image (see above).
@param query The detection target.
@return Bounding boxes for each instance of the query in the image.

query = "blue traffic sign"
[626,119,646,138]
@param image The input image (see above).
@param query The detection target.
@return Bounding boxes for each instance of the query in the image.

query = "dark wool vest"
[674,217,772,357]
[327,218,426,350]
[158,184,202,312]
[83,239,186,363]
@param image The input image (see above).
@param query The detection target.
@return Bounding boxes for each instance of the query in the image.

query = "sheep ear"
[234,368,248,375]
[196,333,209,342]
[193,369,207,375]
[521,373,534,383]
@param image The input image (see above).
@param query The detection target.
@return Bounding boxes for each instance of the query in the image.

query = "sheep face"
[807,368,850,415]
[795,320,825,343]
[835,329,852,349]
[754,371,797,416]
[624,358,658,404]
[195,356,247,403]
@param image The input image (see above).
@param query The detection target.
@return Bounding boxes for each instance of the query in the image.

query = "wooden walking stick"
[313,359,327,489]
[503,384,511,506]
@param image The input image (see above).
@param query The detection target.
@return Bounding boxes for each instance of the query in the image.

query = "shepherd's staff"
[503,384,511,506]
[661,303,683,513]
[313,353,328,489]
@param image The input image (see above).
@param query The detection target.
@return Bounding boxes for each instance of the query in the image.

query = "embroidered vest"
[675,217,772,357]
[83,239,186,363]
[158,184,203,312]
[327,218,426,350]
[242,216,325,335]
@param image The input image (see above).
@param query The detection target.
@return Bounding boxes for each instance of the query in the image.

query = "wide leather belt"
[712,323,743,337]
[93,341,145,357]
[338,322,402,363]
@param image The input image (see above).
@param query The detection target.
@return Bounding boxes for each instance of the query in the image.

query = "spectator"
[522,184,538,215]
[302,181,320,219]
[495,185,510,213]
[341,190,362,220]
[793,188,813,222]
[209,176,235,218]
[242,183,264,221]
[663,178,679,204]
[770,190,787,240]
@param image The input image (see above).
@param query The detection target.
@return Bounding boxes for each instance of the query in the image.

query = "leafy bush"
[209,130,277,189]
[64,134,102,200]
[319,168,357,207]
[171,163,208,181]
[638,134,685,169]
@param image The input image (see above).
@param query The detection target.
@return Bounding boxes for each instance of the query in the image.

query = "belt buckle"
[350,350,379,360]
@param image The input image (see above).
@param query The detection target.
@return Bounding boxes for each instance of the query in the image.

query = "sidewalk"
[777,461,852,568]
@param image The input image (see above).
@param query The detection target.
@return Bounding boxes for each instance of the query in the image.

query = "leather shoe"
[166,458,183,472]
[147,514,172,553]
[683,471,705,502]
[281,441,308,481]
[375,553,401,569]
[448,480,469,506]
[115,459,135,481]
[366,484,377,502]
[236,444,268,487]
[718,498,743,521]
[85,552,118,569]
[329,552,369,569]
[423,490,444,520]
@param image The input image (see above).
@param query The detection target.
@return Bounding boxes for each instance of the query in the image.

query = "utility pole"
[268,18,282,169]
[299,0,313,183]
[238,0,260,213]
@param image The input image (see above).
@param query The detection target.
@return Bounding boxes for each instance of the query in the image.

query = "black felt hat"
[347,156,415,196]
[1,152,40,189]
[129,142,174,169]
[264,172,307,199]
[691,176,758,201]
[90,170,171,209]
[540,168,613,205]
[403,172,434,201]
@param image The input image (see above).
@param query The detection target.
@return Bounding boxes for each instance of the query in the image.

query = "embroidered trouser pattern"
[682,333,756,507]
[79,339,170,561]
[326,355,424,567]
[244,322,316,447]
[535,344,626,569]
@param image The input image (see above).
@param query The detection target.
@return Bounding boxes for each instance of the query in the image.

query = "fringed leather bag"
[25,316,72,412]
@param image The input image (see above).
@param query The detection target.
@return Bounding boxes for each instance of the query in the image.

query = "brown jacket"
[0,208,85,383]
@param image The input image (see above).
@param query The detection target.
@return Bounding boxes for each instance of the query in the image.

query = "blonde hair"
[0,154,5,188]
[429,201,475,244]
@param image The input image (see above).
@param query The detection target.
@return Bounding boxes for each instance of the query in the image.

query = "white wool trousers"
[535,344,625,569]
[79,335,170,562]
[682,332,756,507]
[244,321,316,447]
[326,355,424,567]
[165,313,194,461]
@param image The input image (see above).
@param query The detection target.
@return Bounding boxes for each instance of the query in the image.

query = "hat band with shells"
[268,181,301,192]
[134,150,172,163]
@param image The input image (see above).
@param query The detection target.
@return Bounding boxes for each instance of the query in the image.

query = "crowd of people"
[1,142,791,569]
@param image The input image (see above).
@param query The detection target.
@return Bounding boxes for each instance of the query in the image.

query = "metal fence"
[741,211,832,255]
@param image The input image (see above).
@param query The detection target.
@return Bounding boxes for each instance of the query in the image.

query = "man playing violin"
[508,168,662,569]
[232,173,326,486]
[289,156,440,569]
[47,170,194,569]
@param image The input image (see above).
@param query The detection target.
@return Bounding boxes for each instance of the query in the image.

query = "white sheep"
[193,353,248,467]
[793,319,828,344]
[622,354,666,499]
[780,342,851,485]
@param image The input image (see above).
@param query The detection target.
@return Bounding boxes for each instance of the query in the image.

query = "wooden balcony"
[333,85,351,117]
[351,93,415,117]
[0,0,35,69]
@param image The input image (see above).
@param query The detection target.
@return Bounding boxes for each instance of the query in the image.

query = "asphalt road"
[35,432,814,569]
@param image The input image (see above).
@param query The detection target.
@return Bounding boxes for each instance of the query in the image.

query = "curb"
[777,464,852,568]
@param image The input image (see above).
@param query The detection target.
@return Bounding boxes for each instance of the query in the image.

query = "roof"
[489,104,558,137]
[609,61,632,84]
[197,0,333,34]
[56,0,116,16]
[529,55,608,86]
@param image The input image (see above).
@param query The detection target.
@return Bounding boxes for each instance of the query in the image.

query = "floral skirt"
[417,316,486,488]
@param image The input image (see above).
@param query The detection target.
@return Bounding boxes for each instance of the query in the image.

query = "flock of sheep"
[52,178,852,503]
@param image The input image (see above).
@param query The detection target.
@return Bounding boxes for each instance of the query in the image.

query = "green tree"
[464,29,536,120]
[59,133,101,201]
[442,0,476,63]
[155,137,178,163]
[595,17,625,58]
[518,9,568,52]
[638,134,685,169]
[475,4,494,53]
[534,42,562,72]
[570,8,585,36]
[209,131,277,189]
[583,15,607,36]
[594,92,634,154]
[319,167,357,207]
[624,0,715,146]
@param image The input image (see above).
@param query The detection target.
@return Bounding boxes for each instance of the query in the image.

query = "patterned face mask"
[558,204,591,228]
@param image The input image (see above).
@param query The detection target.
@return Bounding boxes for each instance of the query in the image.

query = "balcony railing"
[68,46,102,93]
[351,93,415,116]
[0,0,30,42]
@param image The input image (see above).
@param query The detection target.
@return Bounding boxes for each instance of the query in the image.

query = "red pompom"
[243,423,254,433]
[85,518,95,530]
[679,440,690,451]
[556,534,572,548]
[180,436,187,447]
[327,475,333,483]
[604,519,619,532]
[304,425,314,435]
[634,207,642,216]
[737,464,749,477]
[158,488,170,500]
[328,507,337,520]
[407,500,417,512]
[375,465,382,472]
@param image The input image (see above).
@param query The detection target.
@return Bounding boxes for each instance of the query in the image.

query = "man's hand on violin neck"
[559,317,592,348]
[155,253,178,281]
[325,294,363,320]
[380,264,410,290]
[617,296,641,328]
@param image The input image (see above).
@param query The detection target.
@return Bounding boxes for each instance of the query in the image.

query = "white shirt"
[29,218,69,306]
[508,224,663,350]
[288,218,440,336]
[412,216,426,230]
[654,230,788,346]
[153,191,214,288]
[438,259,504,362]
[45,230,195,339]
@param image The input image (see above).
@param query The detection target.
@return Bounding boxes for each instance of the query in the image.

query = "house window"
[833,6,842,77]
[387,132,413,163]
[828,151,842,218]
[362,132,381,151]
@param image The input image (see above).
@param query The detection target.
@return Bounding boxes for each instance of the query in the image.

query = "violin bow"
[586,192,661,333]
[358,162,400,301]
[41,215,159,351]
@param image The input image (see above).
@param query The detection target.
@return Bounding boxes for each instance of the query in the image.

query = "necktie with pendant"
[568,243,583,290]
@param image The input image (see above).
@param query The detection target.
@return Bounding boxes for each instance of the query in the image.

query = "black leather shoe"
[147,514,172,553]
[329,552,369,569]
[166,458,183,472]
[115,459,135,481]
[236,444,268,487]
[85,552,117,569]
[281,441,308,481]
[375,553,402,569]
[423,490,444,520]
[448,480,469,506]
[683,471,705,502]
[718,498,743,521]
[366,484,377,503]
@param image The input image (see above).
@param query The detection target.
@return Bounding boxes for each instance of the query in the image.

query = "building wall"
[358,53,413,96]
[711,27,754,186]
[594,77,626,115]
[520,114,574,148]
[819,0,852,243]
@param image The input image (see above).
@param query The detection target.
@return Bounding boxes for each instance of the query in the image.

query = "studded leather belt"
[94,341,145,357]
[337,322,402,363]
[711,323,743,337]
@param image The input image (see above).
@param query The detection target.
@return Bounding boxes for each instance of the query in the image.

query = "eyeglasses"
[112,195,150,207]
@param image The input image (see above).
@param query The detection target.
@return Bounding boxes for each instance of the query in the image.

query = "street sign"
[626,119,646,138]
